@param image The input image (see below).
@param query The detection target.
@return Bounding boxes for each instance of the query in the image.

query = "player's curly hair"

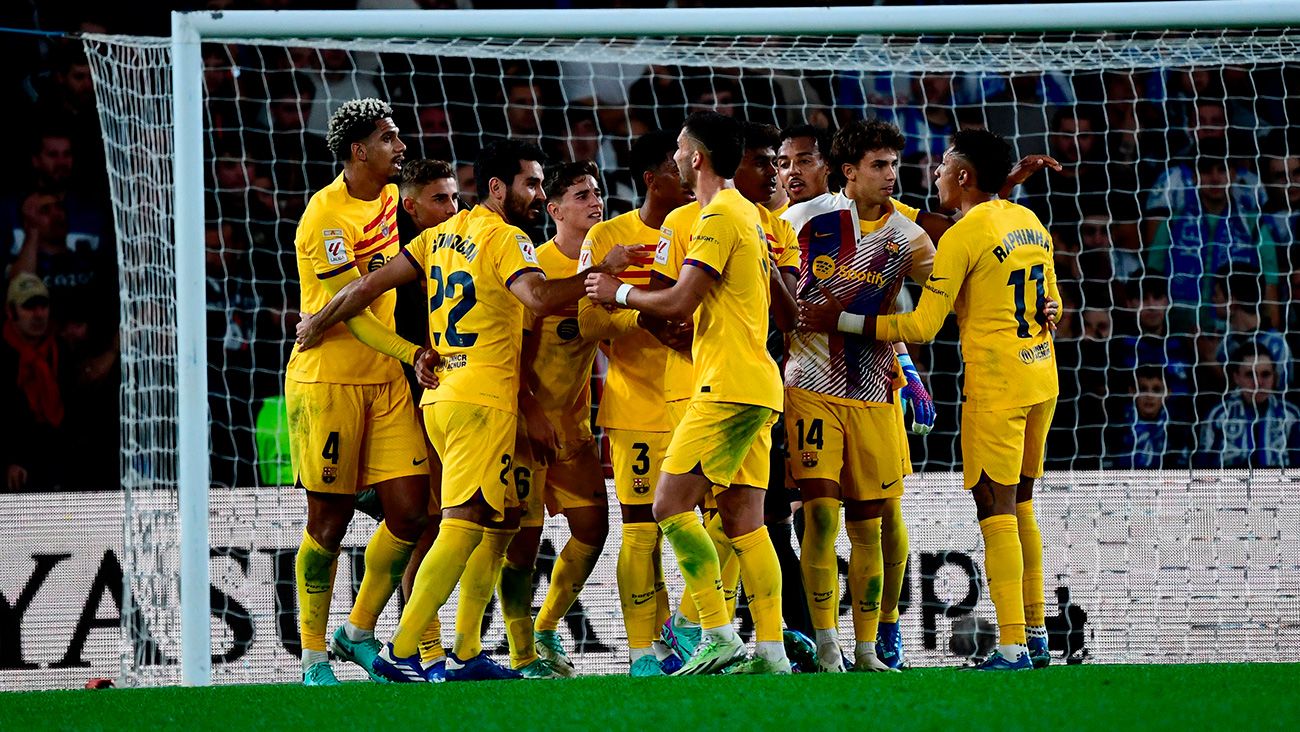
[682,111,743,179]
[326,98,393,163]
[830,118,905,169]
[543,160,600,201]
[950,128,1014,194]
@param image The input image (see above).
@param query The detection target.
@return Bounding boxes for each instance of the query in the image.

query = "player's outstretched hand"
[414,347,441,390]
[797,284,846,332]
[897,354,935,436]
[585,271,622,305]
[597,244,654,274]
[296,311,324,350]
[1003,155,1063,193]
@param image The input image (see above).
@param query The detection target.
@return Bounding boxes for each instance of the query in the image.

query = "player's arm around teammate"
[286,99,431,686]
[589,114,790,675]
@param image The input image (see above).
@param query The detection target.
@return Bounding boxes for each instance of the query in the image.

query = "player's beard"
[506,189,543,227]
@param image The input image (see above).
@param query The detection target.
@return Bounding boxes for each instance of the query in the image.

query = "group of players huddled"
[286,95,1064,684]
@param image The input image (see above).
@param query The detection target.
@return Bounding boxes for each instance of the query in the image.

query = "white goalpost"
[28,0,1296,690]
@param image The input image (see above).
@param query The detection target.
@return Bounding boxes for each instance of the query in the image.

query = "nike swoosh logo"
[813,231,833,238]
[700,213,721,219]
[881,479,899,490]
[412,457,429,466]
[632,595,655,606]
[928,275,947,282]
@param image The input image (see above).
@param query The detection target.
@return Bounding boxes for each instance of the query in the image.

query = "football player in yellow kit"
[868,129,1061,671]
[588,112,792,675]
[286,99,432,687]
[497,160,612,678]
[297,139,645,682]
[579,131,696,676]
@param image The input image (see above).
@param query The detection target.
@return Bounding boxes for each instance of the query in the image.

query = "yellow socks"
[731,525,783,643]
[846,518,883,644]
[618,521,661,649]
[499,561,538,668]
[296,529,340,654]
[392,518,483,657]
[659,511,727,629]
[1017,500,1046,629]
[880,497,908,624]
[536,538,600,632]
[452,526,515,660]
[418,616,444,664]
[652,537,669,629]
[979,514,1026,646]
[347,521,416,631]
[801,496,842,632]
[705,511,740,619]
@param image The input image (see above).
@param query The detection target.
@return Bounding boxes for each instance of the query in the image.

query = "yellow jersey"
[758,204,801,279]
[578,210,672,432]
[404,206,544,413]
[287,174,404,385]
[680,188,782,411]
[652,202,702,403]
[529,239,598,444]
[875,199,1060,411]
[768,200,789,218]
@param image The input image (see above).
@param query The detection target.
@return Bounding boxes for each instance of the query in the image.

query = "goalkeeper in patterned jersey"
[587,112,794,675]
[779,120,1056,669]
[496,160,614,679]
[578,130,696,676]
[285,98,434,686]
[783,119,937,673]
[297,139,646,683]
[869,129,1061,671]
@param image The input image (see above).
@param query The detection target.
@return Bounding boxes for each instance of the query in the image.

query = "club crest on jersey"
[381,223,391,238]
[516,234,539,264]
[883,237,901,255]
[322,466,337,484]
[801,451,819,468]
[633,478,649,494]
[811,255,836,280]
[323,229,347,265]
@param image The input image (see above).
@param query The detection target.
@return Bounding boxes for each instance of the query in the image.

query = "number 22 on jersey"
[429,265,478,347]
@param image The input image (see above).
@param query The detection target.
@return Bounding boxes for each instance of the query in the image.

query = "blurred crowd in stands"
[2,0,1297,491]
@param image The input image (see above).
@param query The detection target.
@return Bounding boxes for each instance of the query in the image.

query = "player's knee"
[386,510,428,542]
[1016,476,1035,504]
[970,480,998,520]
[571,518,609,549]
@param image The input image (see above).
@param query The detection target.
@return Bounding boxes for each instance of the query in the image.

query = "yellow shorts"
[286,375,427,494]
[960,398,1056,489]
[784,387,904,503]
[662,401,776,490]
[895,397,913,478]
[423,401,519,521]
[517,436,607,528]
[608,428,669,506]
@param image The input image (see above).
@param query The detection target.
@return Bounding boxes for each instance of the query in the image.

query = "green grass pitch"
[4,664,1296,731]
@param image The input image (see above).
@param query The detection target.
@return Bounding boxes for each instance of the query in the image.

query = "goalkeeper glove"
[897,353,934,436]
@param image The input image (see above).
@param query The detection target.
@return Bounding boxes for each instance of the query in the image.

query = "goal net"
[28,8,1296,689]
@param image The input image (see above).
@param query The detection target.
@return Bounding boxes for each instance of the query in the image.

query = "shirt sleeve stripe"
[316,262,355,279]
[779,265,800,277]
[401,248,422,273]
[505,266,544,288]
[683,258,721,280]
[650,271,677,286]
